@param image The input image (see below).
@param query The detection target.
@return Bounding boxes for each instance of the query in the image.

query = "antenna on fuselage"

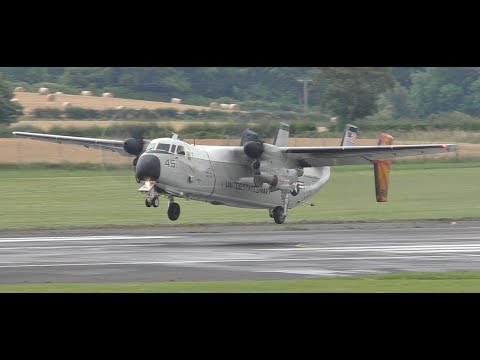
[172,133,179,140]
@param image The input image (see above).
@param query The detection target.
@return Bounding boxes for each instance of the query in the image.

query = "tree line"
[2,67,480,128]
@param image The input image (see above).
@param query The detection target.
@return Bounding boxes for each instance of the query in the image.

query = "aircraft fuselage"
[135,138,330,209]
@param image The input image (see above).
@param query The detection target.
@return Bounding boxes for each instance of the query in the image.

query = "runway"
[1,220,480,283]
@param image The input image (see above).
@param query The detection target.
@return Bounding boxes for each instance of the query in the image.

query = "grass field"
[1,271,480,292]
[1,162,478,230]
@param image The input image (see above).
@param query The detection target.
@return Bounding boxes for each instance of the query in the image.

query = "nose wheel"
[139,184,180,220]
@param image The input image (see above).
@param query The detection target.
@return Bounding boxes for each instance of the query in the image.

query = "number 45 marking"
[165,159,176,168]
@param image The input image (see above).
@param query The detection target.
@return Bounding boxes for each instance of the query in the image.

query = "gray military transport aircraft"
[12,123,458,224]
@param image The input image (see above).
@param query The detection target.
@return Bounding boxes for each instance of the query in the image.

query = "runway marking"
[257,269,384,276]
[258,243,480,252]
[0,235,183,243]
[0,244,169,250]
[0,254,468,269]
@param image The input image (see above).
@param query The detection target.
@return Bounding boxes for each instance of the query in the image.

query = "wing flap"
[283,144,459,167]
[12,131,132,157]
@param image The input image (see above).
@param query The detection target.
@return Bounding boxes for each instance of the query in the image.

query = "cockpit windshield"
[156,143,170,152]
[146,142,171,152]
[145,139,186,155]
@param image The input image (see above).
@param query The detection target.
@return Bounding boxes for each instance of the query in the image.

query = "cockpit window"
[156,143,170,152]
[146,142,156,151]
[177,145,185,155]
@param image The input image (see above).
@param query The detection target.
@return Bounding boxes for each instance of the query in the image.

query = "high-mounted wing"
[12,131,147,157]
[283,144,459,167]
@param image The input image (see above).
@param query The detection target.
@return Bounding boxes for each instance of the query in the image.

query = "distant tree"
[0,77,22,124]
[392,67,425,87]
[376,81,414,118]
[315,67,395,128]
[408,67,480,117]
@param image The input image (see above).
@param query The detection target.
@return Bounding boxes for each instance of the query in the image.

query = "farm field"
[0,137,475,165]
[12,91,217,114]
[7,90,479,163]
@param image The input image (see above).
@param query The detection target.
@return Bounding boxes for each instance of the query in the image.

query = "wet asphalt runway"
[1,220,480,283]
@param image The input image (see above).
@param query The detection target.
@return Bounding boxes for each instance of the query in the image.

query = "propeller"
[99,121,150,185]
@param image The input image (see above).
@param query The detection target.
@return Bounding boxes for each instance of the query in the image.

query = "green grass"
[2,271,480,292]
[1,161,479,230]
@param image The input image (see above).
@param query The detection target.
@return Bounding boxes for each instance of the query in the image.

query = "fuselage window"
[156,143,170,152]
[171,145,177,154]
[177,145,185,155]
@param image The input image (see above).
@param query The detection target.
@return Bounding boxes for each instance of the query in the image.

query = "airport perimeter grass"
[1,272,480,292]
[0,161,479,230]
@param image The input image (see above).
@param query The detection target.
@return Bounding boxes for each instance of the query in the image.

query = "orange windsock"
[373,133,393,202]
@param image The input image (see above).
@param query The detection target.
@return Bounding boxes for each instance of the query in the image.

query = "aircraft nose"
[135,154,161,181]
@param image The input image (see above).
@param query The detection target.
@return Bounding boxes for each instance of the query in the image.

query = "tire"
[168,202,181,221]
[145,199,152,207]
[152,197,159,207]
[272,206,285,224]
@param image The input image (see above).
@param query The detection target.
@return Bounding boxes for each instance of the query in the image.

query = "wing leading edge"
[12,131,133,157]
[283,144,459,167]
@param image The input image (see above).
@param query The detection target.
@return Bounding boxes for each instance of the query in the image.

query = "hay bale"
[209,102,220,109]
[38,87,49,95]
[229,103,240,111]
[220,103,230,110]
[14,87,25,92]
[62,102,72,110]
[55,91,63,95]
[46,94,56,102]
[81,90,92,96]
[171,97,182,104]
[116,106,125,110]
[102,92,114,98]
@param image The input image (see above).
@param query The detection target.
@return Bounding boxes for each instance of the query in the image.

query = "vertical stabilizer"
[273,122,290,147]
[340,124,358,146]
[373,133,394,202]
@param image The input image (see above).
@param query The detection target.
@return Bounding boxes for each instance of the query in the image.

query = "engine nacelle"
[243,141,264,159]
[123,138,143,156]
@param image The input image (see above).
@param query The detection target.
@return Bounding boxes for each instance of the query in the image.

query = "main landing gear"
[167,196,180,221]
[139,182,180,221]
[268,191,290,224]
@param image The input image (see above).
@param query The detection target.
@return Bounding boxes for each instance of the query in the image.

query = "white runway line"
[258,243,480,253]
[0,235,183,243]
[0,254,465,269]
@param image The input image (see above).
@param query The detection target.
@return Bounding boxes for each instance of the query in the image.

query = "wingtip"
[444,144,459,152]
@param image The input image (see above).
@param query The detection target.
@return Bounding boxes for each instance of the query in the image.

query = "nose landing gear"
[139,183,180,221]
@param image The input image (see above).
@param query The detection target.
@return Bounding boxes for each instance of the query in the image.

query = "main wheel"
[145,199,152,207]
[272,206,286,224]
[152,197,159,207]
[168,202,181,221]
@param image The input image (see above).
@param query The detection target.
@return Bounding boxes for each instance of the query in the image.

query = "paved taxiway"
[1,220,480,283]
